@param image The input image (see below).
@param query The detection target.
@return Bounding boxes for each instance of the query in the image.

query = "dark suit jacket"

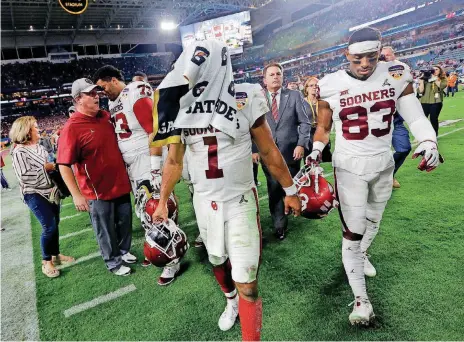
[253,88,312,165]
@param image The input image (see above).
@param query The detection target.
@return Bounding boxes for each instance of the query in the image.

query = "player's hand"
[150,169,162,191]
[293,146,304,160]
[73,194,89,212]
[152,202,169,223]
[305,149,322,166]
[284,195,301,217]
[412,141,443,172]
[252,153,260,164]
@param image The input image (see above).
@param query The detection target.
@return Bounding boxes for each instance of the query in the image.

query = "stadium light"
[161,21,177,30]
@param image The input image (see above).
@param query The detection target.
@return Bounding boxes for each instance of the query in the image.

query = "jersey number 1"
[339,100,395,140]
[203,137,224,179]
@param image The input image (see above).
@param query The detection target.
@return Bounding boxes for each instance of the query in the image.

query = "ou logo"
[300,193,309,212]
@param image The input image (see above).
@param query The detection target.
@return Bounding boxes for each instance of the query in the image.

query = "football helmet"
[294,164,338,219]
[143,192,178,226]
[143,219,189,267]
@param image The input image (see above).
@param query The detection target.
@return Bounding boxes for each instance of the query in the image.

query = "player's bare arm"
[313,100,333,146]
[250,116,301,217]
[153,143,186,221]
[397,82,442,171]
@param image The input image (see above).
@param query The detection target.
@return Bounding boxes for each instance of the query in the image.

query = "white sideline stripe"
[61,213,82,221]
[62,203,73,207]
[56,252,101,270]
[63,284,136,318]
[59,228,92,240]
[411,127,464,147]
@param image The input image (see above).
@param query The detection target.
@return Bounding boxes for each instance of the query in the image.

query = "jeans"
[392,114,411,175]
[24,193,60,261]
[88,194,133,272]
[1,169,9,189]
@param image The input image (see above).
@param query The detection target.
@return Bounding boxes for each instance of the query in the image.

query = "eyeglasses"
[81,90,100,98]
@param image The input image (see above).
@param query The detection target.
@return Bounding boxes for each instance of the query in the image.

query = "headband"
[348,40,381,55]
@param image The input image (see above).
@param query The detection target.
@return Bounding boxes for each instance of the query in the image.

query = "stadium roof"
[1,0,267,38]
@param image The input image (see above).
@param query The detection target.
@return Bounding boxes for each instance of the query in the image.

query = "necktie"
[271,92,279,121]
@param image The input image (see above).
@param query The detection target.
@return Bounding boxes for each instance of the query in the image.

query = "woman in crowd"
[419,65,448,135]
[303,76,331,162]
[9,116,74,278]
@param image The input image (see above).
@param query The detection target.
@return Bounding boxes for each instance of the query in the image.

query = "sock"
[360,219,380,253]
[342,238,367,299]
[239,297,262,341]
[212,260,236,295]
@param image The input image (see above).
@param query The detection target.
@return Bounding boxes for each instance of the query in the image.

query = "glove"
[150,169,162,191]
[412,140,443,172]
[305,149,322,167]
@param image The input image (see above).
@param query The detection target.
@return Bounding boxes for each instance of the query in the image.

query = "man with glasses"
[57,78,135,276]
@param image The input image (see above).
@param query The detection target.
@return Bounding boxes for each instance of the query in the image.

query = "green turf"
[29,92,464,341]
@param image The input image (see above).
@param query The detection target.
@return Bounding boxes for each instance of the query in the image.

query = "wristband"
[150,155,162,170]
[283,184,298,196]
[312,141,326,153]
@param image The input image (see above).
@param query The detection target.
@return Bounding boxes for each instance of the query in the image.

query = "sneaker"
[141,258,151,267]
[113,265,132,276]
[158,262,180,286]
[363,253,376,277]
[122,252,137,264]
[218,296,239,331]
[194,235,205,248]
[349,297,375,325]
[392,178,401,189]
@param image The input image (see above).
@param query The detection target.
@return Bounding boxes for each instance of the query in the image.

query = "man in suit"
[255,63,312,240]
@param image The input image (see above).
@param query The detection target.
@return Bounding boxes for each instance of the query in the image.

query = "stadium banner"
[180,11,252,55]
[58,0,88,15]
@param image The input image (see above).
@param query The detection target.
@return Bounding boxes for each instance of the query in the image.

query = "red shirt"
[57,110,131,200]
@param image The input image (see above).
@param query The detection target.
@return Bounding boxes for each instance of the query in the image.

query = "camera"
[419,69,434,81]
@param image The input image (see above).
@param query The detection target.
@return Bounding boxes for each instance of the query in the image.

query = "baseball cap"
[71,78,101,98]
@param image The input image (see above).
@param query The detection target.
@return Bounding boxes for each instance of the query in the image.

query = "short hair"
[349,27,382,45]
[382,46,395,54]
[93,65,124,83]
[263,63,283,77]
[9,116,37,144]
[133,71,147,81]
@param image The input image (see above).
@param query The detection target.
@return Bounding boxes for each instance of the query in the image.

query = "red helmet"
[143,219,189,267]
[294,164,338,219]
[144,193,178,225]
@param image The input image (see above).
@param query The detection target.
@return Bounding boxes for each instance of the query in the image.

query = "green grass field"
[28,93,464,341]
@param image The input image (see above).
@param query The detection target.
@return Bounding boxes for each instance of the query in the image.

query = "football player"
[153,81,302,340]
[307,27,442,325]
[93,66,178,286]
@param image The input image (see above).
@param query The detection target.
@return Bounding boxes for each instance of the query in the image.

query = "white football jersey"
[109,81,153,163]
[319,61,412,175]
[182,83,269,201]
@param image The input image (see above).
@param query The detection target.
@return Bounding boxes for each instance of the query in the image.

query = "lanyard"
[307,98,318,126]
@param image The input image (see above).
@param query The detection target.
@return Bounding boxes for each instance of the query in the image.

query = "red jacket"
[57,110,131,200]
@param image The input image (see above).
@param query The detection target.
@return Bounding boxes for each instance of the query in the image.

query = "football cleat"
[349,297,375,325]
[363,253,376,278]
[144,218,189,268]
[194,234,205,248]
[294,164,338,219]
[157,262,181,286]
[218,296,239,331]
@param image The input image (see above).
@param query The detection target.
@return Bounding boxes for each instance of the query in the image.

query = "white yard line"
[61,203,73,207]
[63,284,136,318]
[411,127,464,147]
[59,228,93,240]
[56,252,101,270]
[61,213,82,221]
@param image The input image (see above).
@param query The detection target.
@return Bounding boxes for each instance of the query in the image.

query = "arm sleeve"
[12,150,50,187]
[56,128,79,165]
[397,93,437,143]
[295,91,312,148]
[133,97,154,134]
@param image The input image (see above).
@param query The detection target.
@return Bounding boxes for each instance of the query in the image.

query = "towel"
[152,40,237,147]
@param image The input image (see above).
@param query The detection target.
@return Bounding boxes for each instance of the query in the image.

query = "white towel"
[152,40,238,147]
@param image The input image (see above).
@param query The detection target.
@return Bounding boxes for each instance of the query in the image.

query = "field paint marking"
[63,284,136,318]
[62,203,73,207]
[411,127,464,148]
[56,252,101,270]
[60,228,93,240]
[61,213,82,221]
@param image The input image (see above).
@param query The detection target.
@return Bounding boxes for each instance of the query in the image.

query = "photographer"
[418,65,448,135]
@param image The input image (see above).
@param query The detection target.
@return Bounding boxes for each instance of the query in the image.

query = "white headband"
[348,40,381,55]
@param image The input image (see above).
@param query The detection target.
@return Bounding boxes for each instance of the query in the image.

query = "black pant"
[262,161,301,232]
[253,162,259,185]
[421,103,443,136]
